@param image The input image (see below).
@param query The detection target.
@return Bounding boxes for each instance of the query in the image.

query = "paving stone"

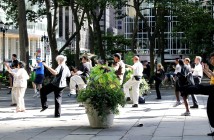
[70,127,102,135]
[183,136,213,140]
[121,135,152,140]
[153,128,183,137]
[0,89,212,140]
[90,136,122,140]
[61,135,94,140]
[151,136,182,140]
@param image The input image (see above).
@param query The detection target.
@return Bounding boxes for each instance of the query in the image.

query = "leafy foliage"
[124,52,134,65]
[173,1,214,54]
[77,65,126,119]
[103,34,131,56]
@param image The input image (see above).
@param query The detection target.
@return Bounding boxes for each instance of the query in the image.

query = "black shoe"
[10,103,17,106]
[190,105,198,109]
[137,123,143,127]
[55,115,60,118]
[156,97,161,100]
[207,132,214,136]
[40,107,48,112]
[126,97,131,102]
[132,104,138,108]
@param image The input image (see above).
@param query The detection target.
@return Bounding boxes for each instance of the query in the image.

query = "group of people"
[171,53,214,136]
[3,52,214,136]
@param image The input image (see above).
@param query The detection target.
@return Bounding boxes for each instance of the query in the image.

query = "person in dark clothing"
[176,59,192,116]
[142,60,151,80]
[40,55,71,118]
[154,63,164,99]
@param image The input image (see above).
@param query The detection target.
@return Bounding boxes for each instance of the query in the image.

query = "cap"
[36,57,41,61]
[114,53,121,60]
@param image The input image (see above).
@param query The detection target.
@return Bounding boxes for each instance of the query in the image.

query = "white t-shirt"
[192,63,203,77]
[133,61,143,76]
[174,64,181,74]
[13,68,29,88]
[55,64,71,88]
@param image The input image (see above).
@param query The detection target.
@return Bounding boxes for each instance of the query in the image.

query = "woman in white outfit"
[4,61,19,106]
[7,61,29,112]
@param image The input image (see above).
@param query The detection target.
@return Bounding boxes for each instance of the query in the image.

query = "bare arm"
[42,62,58,76]
[203,69,211,78]
[4,62,11,72]
[125,64,134,70]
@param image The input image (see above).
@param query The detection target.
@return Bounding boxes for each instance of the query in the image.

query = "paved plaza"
[0,88,213,140]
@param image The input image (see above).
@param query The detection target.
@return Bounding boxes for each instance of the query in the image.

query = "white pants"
[14,87,26,111]
[70,75,87,94]
[123,78,141,104]
[11,87,17,104]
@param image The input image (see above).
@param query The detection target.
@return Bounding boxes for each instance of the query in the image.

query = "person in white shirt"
[7,61,29,112]
[69,56,91,96]
[184,58,191,71]
[173,58,182,107]
[190,56,203,108]
[123,56,143,108]
[4,61,19,106]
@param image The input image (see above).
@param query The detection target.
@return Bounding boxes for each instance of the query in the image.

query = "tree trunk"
[94,20,105,60]
[149,36,155,76]
[75,32,81,67]
[45,0,58,68]
[86,11,95,54]
[17,0,29,72]
[131,16,138,53]
[88,24,95,54]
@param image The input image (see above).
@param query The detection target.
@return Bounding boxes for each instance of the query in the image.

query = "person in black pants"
[40,55,71,117]
[154,63,164,99]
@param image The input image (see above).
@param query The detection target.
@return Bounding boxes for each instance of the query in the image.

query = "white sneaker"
[70,91,76,95]
[181,112,191,116]
[33,93,38,98]
[173,101,182,107]
[36,94,40,98]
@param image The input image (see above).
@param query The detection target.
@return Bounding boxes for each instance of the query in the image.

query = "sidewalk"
[0,88,213,140]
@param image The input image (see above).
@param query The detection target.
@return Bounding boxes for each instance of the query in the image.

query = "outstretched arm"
[42,62,58,76]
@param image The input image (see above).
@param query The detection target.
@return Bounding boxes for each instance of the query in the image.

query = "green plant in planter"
[77,65,126,119]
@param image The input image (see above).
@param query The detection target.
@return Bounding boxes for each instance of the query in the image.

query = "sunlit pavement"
[0,88,213,140]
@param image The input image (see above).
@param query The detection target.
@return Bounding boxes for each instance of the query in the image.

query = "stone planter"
[85,104,114,128]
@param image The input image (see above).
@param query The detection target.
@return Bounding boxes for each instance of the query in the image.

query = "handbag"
[30,71,36,82]
[51,66,64,87]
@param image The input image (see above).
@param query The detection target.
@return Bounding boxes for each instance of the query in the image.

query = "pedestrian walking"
[124,56,143,108]
[40,55,71,118]
[31,57,45,98]
[6,61,29,112]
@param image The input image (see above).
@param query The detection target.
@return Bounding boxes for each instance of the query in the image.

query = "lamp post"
[0,21,9,76]
[41,34,49,63]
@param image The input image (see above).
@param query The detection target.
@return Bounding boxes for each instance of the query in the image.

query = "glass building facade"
[124,1,212,60]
